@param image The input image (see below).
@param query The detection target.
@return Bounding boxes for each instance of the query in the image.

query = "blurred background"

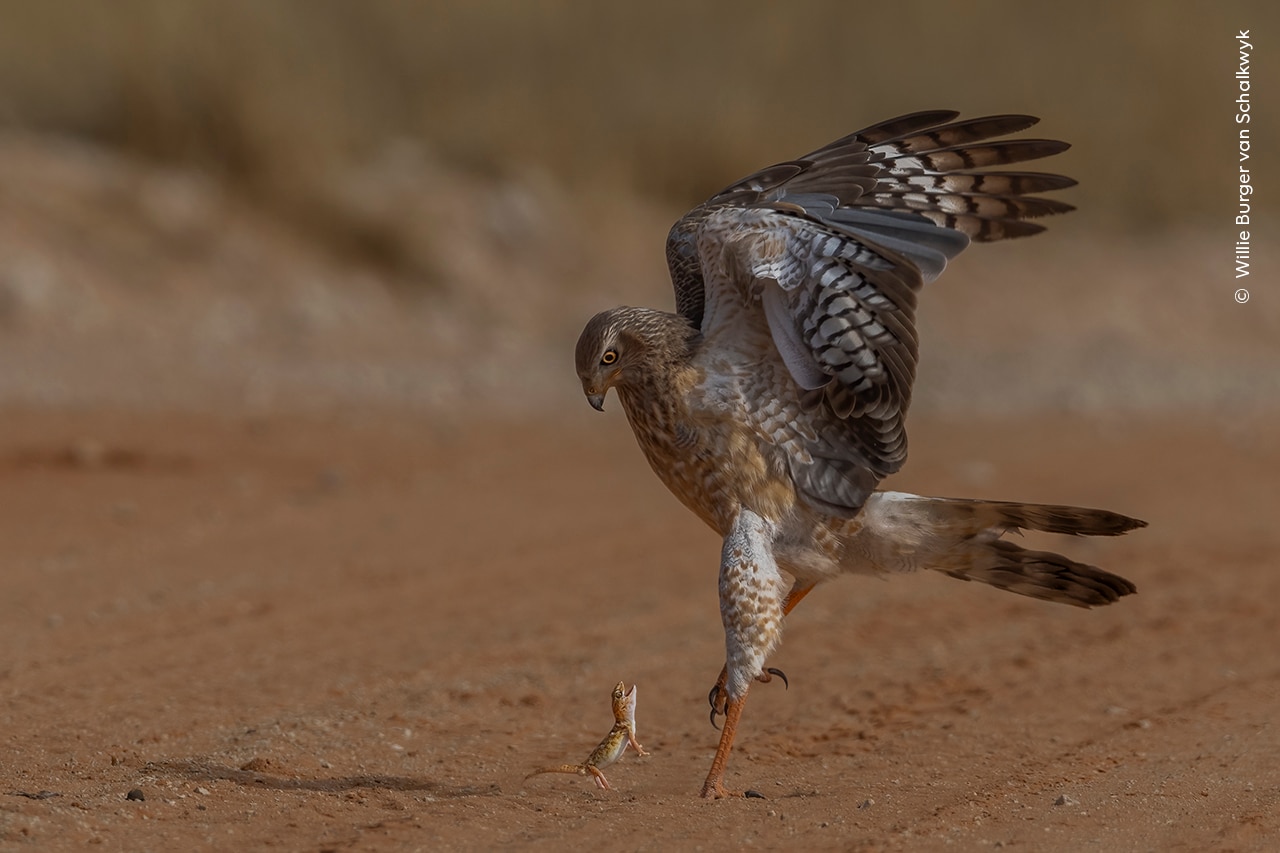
[3,8,1277,847]
[0,0,1275,415]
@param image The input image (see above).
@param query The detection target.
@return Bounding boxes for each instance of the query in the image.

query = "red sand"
[2,408,1276,850]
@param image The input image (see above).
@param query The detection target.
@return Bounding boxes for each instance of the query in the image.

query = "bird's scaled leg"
[702,509,786,798]
[701,686,749,798]
[782,580,817,616]
[708,581,814,727]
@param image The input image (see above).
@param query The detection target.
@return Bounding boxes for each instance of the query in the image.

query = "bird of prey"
[574,110,1144,799]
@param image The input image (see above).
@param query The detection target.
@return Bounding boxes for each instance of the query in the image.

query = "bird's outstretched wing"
[666,111,1074,516]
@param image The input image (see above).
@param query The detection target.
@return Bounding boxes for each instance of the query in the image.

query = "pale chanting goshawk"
[574,111,1144,799]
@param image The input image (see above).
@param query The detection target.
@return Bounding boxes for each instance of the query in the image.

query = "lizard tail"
[524,765,588,781]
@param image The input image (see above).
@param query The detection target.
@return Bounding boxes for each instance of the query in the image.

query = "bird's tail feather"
[856,492,1144,608]
[940,537,1137,607]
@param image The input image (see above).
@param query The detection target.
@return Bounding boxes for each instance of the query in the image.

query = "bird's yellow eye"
[601,350,618,366]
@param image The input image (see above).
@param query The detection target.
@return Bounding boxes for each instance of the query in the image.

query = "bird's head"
[575,306,699,411]
[574,308,642,412]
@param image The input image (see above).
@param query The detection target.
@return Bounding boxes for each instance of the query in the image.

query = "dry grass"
[0,1,1272,234]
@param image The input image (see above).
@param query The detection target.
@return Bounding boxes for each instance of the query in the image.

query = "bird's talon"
[708,672,729,729]
[745,789,766,799]
[756,667,788,689]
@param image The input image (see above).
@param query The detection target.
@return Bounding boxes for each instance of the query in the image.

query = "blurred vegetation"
[0,0,1273,252]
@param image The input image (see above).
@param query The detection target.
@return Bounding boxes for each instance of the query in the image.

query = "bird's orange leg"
[708,582,815,726]
[700,687,750,798]
[782,581,816,615]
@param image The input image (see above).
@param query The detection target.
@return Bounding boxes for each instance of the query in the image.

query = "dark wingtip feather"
[968,219,1047,241]
[854,110,963,144]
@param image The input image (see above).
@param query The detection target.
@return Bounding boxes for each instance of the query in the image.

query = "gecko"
[525,681,649,790]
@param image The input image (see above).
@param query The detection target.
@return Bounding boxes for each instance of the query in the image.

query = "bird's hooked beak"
[582,367,619,411]
[583,380,610,411]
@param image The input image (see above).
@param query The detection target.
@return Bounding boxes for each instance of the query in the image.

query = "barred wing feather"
[667,111,1075,515]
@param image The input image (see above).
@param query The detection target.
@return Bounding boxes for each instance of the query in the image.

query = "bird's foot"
[707,667,788,729]
[698,781,766,799]
[700,778,740,799]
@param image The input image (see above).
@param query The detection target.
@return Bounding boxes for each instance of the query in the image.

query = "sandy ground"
[1,405,1277,852]
[0,129,1277,851]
